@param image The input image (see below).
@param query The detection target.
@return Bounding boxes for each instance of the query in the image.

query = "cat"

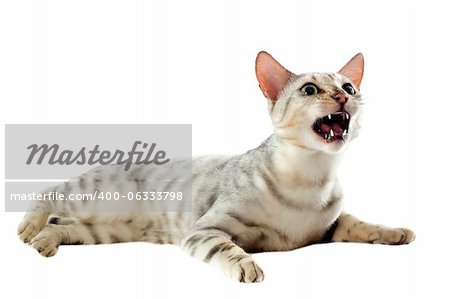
[18,51,415,283]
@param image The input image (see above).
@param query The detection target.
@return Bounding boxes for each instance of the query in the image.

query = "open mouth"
[313,111,350,142]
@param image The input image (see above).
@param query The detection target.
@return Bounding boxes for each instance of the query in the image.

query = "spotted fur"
[17,52,415,282]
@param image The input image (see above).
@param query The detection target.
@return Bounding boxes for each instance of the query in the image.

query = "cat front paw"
[369,227,415,245]
[230,258,265,283]
[30,229,60,257]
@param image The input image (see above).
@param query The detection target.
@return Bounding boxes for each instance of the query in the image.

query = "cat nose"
[331,93,348,104]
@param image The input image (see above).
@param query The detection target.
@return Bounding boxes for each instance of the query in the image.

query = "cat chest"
[240,186,342,251]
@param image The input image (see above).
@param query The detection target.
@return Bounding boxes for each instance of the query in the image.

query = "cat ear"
[338,53,364,88]
[256,51,293,101]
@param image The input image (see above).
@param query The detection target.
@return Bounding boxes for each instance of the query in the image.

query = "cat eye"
[342,83,356,95]
[300,83,319,96]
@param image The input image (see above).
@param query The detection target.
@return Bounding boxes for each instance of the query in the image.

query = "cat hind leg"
[18,211,51,243]
[30,221,144,257]
[47,212,80,225]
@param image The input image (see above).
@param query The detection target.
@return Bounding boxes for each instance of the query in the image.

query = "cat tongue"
[320,124,331,132]
[331,123,343,135]
[320,123,343,135]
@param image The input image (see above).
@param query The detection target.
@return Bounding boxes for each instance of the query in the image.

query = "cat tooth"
[345,113,349,120]
[342,129,348,141]
[327,115,332,120]
[329,129,334,137]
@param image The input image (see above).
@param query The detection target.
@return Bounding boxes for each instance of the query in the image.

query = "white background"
[1,0,449,298]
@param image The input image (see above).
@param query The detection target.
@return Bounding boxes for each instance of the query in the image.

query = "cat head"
[256,51,364,154]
